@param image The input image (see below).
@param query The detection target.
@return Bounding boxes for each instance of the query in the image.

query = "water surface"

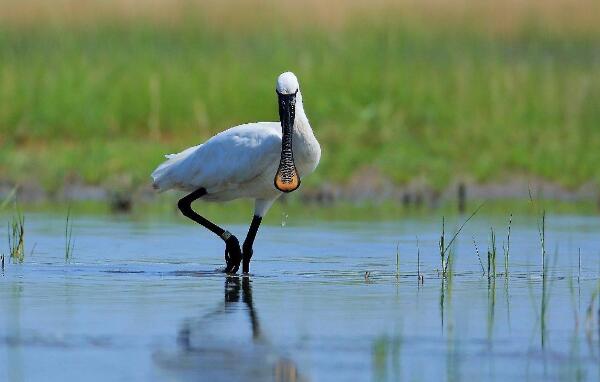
[1,213,600,381]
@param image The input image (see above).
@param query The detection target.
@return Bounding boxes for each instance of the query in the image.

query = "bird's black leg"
[177,188,242,273]
[242,215,262,273]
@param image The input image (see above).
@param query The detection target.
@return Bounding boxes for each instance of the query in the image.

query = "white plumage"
[151,72,320,218]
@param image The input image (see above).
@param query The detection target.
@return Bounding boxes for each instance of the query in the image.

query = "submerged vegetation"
[414,207,600,364]
[0,0,600,194]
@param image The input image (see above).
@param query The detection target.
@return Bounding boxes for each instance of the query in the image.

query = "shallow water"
[1,212,600,381]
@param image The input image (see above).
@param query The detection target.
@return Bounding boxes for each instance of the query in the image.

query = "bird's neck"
[293,91,313,142]
[291,91,320,176]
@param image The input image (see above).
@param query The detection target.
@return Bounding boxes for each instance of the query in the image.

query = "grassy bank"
[1,0,600,193]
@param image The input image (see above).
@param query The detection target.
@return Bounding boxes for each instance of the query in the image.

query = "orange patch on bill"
[274,171,300,193]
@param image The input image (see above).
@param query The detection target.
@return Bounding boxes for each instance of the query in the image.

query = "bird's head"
[274,72,301,193]
[276,72,299,95]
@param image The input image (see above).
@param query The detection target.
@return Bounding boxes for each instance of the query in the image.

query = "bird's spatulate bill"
[274,91,301,193]
[275,166,300,192]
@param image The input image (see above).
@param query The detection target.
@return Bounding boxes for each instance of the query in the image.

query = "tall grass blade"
[416,237,423,284]
[541,210,546,277]
[473,237,485,274]
[395,242,399,280]
[503,214,512,277]
[440,216,445,273]
[442,203,485,275]
[487,227,497,278]
[65,206,75,263]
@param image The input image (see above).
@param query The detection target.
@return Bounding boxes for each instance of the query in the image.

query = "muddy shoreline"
[2,170,599,212]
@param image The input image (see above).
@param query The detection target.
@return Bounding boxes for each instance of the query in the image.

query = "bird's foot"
[223,235,242,274]
[242,247,253,274]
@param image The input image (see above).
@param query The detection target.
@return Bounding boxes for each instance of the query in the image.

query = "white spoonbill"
[151,72,320,273]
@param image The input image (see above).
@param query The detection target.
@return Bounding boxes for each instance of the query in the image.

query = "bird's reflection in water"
[156,277,305,382]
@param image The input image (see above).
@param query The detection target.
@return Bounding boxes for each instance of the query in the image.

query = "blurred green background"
[1,0,599,199]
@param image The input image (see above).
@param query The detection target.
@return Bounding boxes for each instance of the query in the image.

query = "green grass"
[7,208,25,263]
[1,18,599,193]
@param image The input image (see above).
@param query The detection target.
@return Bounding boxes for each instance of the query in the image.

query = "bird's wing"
[164,144,202,160]
[152,122,281,192]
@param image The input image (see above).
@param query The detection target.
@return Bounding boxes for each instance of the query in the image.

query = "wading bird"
[151,72,320,273]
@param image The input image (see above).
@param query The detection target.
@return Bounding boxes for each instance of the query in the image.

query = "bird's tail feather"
[151,144,202,192]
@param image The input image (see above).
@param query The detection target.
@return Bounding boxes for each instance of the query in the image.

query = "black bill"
[274,90,301,193]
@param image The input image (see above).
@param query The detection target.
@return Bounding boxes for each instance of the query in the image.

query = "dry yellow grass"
[1,0,599,36]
